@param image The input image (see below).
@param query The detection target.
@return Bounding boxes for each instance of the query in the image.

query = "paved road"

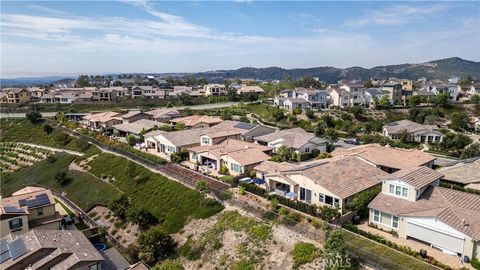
[0,102,241,119]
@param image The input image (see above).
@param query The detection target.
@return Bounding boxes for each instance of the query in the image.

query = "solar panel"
[234,123,255,130]
[3,206,25,214]
[0,239,9,254]
[8,238,28,261]
[25,193,50,208]
[0,252,11,264]
[18,199,26,207]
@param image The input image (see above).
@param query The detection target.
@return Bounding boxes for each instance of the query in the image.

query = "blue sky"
[1,1,479,78]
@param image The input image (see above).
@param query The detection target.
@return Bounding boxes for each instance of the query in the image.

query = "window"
[318,193,325,203]
[167,146,176,153]
[37,207,43,216]
[373,210,380,222]
[395,186,401,196]
[191,153,197,161]
[230,163,242,173]
[89,264,99,270]
[202,137,210,144]
[304,147,310,152]
[392,216,399,228]
[389,184,395,194]
[402,187,408,197]
[300,187,312,203]
[334,198,340,208]
[9,218,23,230]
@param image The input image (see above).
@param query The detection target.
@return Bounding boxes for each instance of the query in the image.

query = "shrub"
[26,111,43,124]
[42,123,53,134]
[138,227,175,265]
[472,257,480,270]
[127,207,158,230]
[109,194,131,220]
[55,171,72,186]
[170,153,182,164]
[296,152,311,162]
[316,152,331,159]
[291,242,320,269]
[238,186,246,195]
[219,165,229,175]
[152,259,184,270]
[195,180,210,195]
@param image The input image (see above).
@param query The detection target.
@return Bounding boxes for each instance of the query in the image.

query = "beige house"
[254,128,327,155]
[0,186,62,238]
[383,120,443,144]
[203,84,226,96]
[438,159,480,191]
[91,87,127,101]
[145,108,182,122]
[0,230,104,269]
[4,88,31,104]
[381,82,403,104]
[369,167,479,260]
[189,139,272,176]
[170,115,223,129]
[236,85,264,94]
[82,111,123,130]
[327,87,351,108]
[261,156,388,213]
[121,110,152,124]
[331,144,435,173]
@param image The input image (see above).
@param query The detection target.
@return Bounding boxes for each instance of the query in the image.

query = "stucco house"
[145,108,182,122]
[82,111,123,130]
[260,156,388,213]
[170,115,223,129]
[438,159,480,191]
[3,88,31,104]
[121,110,152,124]
[274,88,328,111]
[0,186,62,238]
[381,82,403,104]
[383,120,443,144]
[254,128,327,154]
[364,88,390,106]
[188,139,272,176]
[203,84,227,96]
[331,144,435,173]
[368,167,479,259]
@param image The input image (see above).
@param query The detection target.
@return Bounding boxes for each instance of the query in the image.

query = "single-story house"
[368,167,479,259]
[383,120,443,144]
[82,111,123,130]
[113,119,165,137]
[121,110,152,124]
[188,139,272,176]
[262,156,389,213]
[331,144,435,173]
[254,128,327,154]
[236,85,264,94]
[145,108,182,122]
[438,159,480,191]
[170,115,223,129]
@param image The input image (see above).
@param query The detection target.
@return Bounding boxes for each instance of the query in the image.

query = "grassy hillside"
[88,153,224,233]
[0,119,89,152]
[0,152,119,210]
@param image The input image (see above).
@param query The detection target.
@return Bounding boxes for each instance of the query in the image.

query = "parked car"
[344,138,359,145]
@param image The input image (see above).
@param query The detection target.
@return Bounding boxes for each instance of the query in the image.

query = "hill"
[191,57,480,83]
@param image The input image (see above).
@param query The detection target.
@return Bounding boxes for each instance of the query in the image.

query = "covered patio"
[267,175,298,198]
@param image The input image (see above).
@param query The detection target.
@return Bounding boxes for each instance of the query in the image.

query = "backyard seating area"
[0,142,53,172]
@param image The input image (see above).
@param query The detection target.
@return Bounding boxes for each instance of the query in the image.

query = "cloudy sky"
[1,1,479,78]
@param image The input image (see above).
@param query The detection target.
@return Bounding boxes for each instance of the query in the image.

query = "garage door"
[406,222,464,254]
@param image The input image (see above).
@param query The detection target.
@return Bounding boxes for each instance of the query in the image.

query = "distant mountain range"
[1,57,479,87]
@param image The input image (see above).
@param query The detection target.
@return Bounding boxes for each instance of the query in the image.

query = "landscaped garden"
[0,142,54,172]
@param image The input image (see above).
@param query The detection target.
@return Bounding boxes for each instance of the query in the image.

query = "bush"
[240,183,267,197]
[127,207,158,230]
[138,227,175,265]
[195,180,210,195]
[42,123,53,134]
[153,259,184,270]
[296,152,311,162]
[471,257,480,270]
[219,165,229,175]
[26,111,43,124]
[291,242,320,269]
[55,171,72,186]
[316,152,331,159]
[170,153,182,164]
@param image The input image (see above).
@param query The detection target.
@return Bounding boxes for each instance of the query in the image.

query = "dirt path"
[16,142,84,156]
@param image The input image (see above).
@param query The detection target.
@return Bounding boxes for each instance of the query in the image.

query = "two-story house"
[203,84,227,96]
[381,82,403,104]
[131,86,167,99]
[368,167,479,259]
[274,88,328,110]
[339,83,365,106]
[3,88,31,104]
[0,187,63,238]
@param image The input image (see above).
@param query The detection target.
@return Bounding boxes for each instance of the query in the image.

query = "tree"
[314,120,327,137]
[449,112,470,131]
[305,109,315,120]
[175,122,186,130]
[109,194,131,220]
[26,111,43,124]
[55,112,67,123]
[398,129,411,144]
[152,260,184,270]
[219,165,229,175]
[125,161,137,178]
[364,79,374,88]
[471,94,480,104]
[435,92,449,107]
[321,114,335,128]
[324,128,339,144]
[55,171,72,186]
[323,231,350,270]
[292,107,302,115]
[195,180,210,195]
[349,106,363,119]
[166,102,174,108]
[272,110,285,121]
[170,153,182,163]
[127,208,158,230]
[126,134,139,146]
[408,95,421,107]
[42,123,53,134]
[138,227,175,265]
[377,96,390,109]
[460,143,480,159]
[75,139,90,151]
[275,145,293,161]
[54,131,71,146]
[351,186,381,215]
[76,75,90,87]
[113,80,123,86]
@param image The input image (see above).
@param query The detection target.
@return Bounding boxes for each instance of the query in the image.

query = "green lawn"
[341,230,432,270]
[88,153,224,233]
[0,119,90,152]
[0,152,119,210]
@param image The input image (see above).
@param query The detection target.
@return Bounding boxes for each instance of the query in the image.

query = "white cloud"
[345,3,450,27]
[27,4,68,15]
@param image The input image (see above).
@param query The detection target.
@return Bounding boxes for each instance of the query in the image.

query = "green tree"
[55,171,72,186]
[292,107,302,115]
[349,106,363,119]
[113,80,123,86]
[449,112,470,131]
[42,123,53,134]
[435,92,449,107]
[55,112,67,123]
[127,208,158,230]
[321,114,335,128]
[351,186,381,217]
[314,120,327,137]
[152,260,184,270]
[460,143,480,159]
[170,153,182,163]
[364,79,374,88]
[195,180,210,195]
[324,128,339,144]
[126,134,139,146]
[219,165,229,175]
[305,109,315,119]
[76,75,90,87]
[291,242,320,269]
[138,227,175,265]
[26,110,43,124]
[323,231,350,270]
[377,96,390,109]
[275,145,293,161]
[109,194,131,220]
[471,94,480,104]
[408,95,421,107]
[175,122,186,130]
